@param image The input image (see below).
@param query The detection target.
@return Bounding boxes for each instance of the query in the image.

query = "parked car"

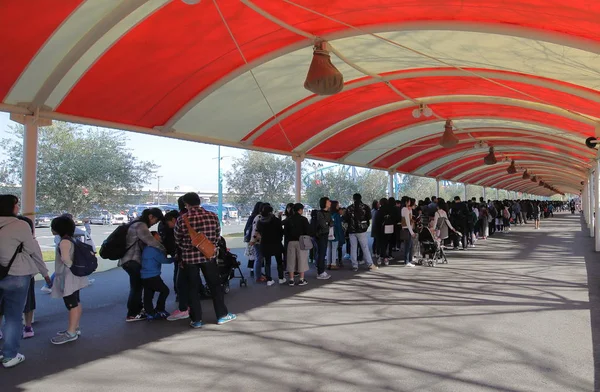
[222,204,239,220]
[87,210,111,225]
[111,212,128,225]
[201,204,228,220]
[35,213,55,228]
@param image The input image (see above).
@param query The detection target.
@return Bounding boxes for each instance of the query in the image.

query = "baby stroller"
[417,227,448,267]
[202,237,247,296]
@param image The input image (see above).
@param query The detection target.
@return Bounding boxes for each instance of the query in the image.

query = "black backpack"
[68,239,98,277]
[99,223,133,260]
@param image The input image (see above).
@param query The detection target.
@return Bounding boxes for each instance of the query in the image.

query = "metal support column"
[590,171,595,237]
[294,156,303,203]
[388,172,394,198]
[436,179,440,198]
[582,182,589,225]
[10,113,50,219]
[595,162,600,250]
[464,183,468,201]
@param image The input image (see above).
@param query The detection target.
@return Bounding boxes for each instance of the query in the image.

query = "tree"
[356,170,388,205]
[224,151,295,212]
[1,122,157,215]
[397,175,437,200]
[305,168,359,207]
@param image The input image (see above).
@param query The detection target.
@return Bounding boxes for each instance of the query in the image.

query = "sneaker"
[352,267,359,272]
[256,275,267,283]
[22,326,34,339]
[384,259,390,266]
[369,264,379,271]
[2,353,25,368]
[217,313,237,325]
[405,262,416,268]
[288,280,295,287]
[57,328,81,336]
[278,278,287,284]
[266,279,275,287]
[126,313,147,322]
[40,286,52,294]
[297,279,308,286]
[51,332,78,345]
[343,254,351,260]
[167,309,190,321]
[329,264,339,270]
[190,320,204,329]
[317,272,331,280]
[358,260,366,265]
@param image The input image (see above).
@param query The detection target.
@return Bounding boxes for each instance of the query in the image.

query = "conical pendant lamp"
[439,120,459,148]
[522,169,530,180]
[483,147,497,165]
[507,160,517,174]
[304,41,344,95]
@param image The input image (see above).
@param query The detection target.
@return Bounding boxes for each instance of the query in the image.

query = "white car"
[111,213,128,225]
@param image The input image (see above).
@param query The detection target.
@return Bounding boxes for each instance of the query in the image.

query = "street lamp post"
[218,146,223,226]
[157,175,163,204]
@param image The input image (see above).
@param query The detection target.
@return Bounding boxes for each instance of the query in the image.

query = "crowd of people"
[0,189,568,369]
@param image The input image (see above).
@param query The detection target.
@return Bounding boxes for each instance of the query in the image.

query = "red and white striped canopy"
[2,0,599,196]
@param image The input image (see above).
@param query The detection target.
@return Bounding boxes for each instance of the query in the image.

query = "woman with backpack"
[327,201,344,270]
[244,202,262,277]
[49,215,90,345]
[119,208,165,322]
[0,195,50,368]
[433,199,457,249]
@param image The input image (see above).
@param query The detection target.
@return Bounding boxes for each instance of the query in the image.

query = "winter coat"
[256,214,284,257]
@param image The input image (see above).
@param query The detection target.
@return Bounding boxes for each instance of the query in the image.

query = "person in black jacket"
[284,204,311,286]
[256,205,285,286]
[344,193,378,272]
[312,197,332,280]
[244,202,263,276]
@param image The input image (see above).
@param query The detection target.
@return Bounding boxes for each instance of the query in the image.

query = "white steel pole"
[436,179,440,198]
[595,162,600,249]
[294,156,303,203]
[590,172,595,237]
[388,172,394,198]
[22,116,39,219]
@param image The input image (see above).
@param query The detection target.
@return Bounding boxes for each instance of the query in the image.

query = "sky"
[0,111,245,193]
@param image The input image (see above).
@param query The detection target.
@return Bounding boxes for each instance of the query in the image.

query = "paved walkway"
[3,213,595,391]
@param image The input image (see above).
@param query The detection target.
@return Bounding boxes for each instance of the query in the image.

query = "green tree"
[397,175,436,200]
[224,151,295,212]
[1,122,157,215]
[356,170,388,205]
[305,168,359,207]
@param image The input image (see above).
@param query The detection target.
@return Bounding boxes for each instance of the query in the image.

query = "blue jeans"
[404,234,414,264]
[349,232,373,268]
[0,275,31,359]
[253,244,263,278]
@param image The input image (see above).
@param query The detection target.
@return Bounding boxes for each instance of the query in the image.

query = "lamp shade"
[439,120,459,148]
[304,41,344,95]
[522,170,530,179]
[531,176,537,182]
[483,147,497,165]
[507,160,517,174]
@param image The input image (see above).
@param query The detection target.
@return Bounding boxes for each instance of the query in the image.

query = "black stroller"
[216,237,248,293]
[202,237,247,296]
[417,227,448,267]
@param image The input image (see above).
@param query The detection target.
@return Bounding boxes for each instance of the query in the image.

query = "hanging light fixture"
[507,160,517,174]
[304,40,344,95]
[539,180,544,186]
[439,119,459,148]
[411,104,434,119]
[522,169,530,179]
[483,146,497,165]
[531,175,537,182]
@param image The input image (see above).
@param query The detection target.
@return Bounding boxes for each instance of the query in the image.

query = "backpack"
[99,223,133,260]
[310,210,319,237]
[66,239,98,277]
[502,208,510,219]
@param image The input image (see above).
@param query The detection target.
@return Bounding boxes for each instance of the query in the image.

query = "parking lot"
[34,220,247,250]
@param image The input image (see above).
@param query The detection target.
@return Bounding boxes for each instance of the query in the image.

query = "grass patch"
[224,232,244,238]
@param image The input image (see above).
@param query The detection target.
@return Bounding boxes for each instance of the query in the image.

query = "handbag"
[0,224,24,280]
[182,214,216,259]
[299,235,313,250]
[400,228,411,241]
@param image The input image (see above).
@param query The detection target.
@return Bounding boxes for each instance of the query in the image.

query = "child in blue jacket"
[141,232,173,319]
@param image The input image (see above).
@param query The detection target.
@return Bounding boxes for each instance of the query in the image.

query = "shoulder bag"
[182,214,216,259]
[0,224,24,280]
